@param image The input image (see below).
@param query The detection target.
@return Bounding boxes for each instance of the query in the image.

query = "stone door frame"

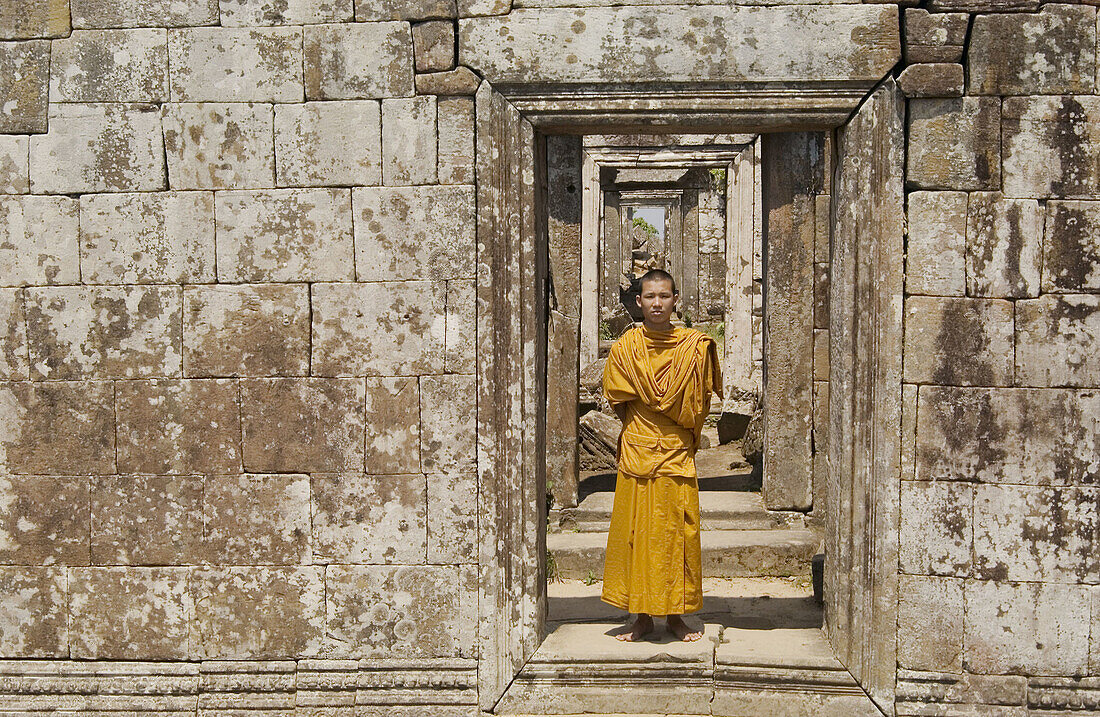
[474,78,905,714]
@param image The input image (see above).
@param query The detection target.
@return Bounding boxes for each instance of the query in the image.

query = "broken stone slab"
[24,286,183,380]
[907,97,1001,191]
[897,63,964,98]
[1016,294,1100,388]
[90,474,204,565]
[183,284,310,377]
[414,66,481,95]
[444,279,475,374]
[311,281,446,376]
[115,378,242,475]
[355,0,456,20]
[0,135,28,193]
[69,567,193,660]
[312,472,426,564]
[275,101,381,187]
[438,96,475,184]
[0,567,67,656]
[578,408,620,471]
[413,20,455,72]
[966,192,1042,299]
[1002,95,1100,199]
[241,378,366,474]
[899,479,973,577]
[79,192,215,284]
[382,96,437,185]
[0,41,48,133]
[902,296,1013,386]
[427,471,477,563]
[203,473,312,565]
[30,103,165,192]
[163,102,275,190]
[304,22,414,99]
[215,189,354,282]
[364,377,421,474]
[419,374,476,474]
[904,8,967,64]
[0,381,115,475]
[0,0,70,37]
[459,5,899,85]
[717,412,751,444]
[0,195,79,286]
[0,474,90,565]
[897,575,963,673]
[50,29,169,103]
[70,0,218,28]
[1044,201,1100,292]
[969,5,1097,96]
[353,185,475,281]
[168,27,304,102]
[906,191,966,296]
[220,0,354,25]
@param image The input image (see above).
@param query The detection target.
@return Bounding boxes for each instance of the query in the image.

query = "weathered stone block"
[80,192,215,284]
[25,286,183,379]
[0,290,27,380]
[966,192,1041,299]
[0,475,89,564]
[382,96,437,185]
[275,101,381,187]
[311,281,445,376]
[420,374,475,474]
[901,383,917,482]
[312,473,426,563]
[897,574,963,672]
[116,379,242,474]
[0,0,70,38]
[1002,96,1100,199]
[974,484,1098,583]
[183,284,310,377]
[192,567,324,658]
[438,97,474,185]
[353,185,474,280]
[304,22,414,99]
[163,103,275,190]
[0,381,115,474]
[415,66,480,96]
[356,0,455,20]
[241,378,366,473]
[204,473,312,564]
[445,279,475,374]
[928,0,1037,10]
[221,0,353,25]
[0,135,28,192]
[1016,294,1100,387]
[813,329,828,382]
[90,474,203,565]
[70,568,192,659]
[0,195,78,286]
[364,377,420,474]
[965,579,1090,675]
[1044,201,1100,292]
[908,97,1000,191]
[427,472,476,563]
[50,29,169,103]
[30,104,165,192]
[916,387,1100,485]
[71,0,218,28]
[459,6,899,85]
[969,5,1097,96]
[168,27,303,102]
[412,20,455,72]
[902,297,1013,386]
[325,565,476,657]
[899,479,972,577]
[906,191,966,296]
[0,567,66,656]
[0,41,48,133]
[215,189,354,282]
[813,262,829,330]
[904,9,967,64]
[897,63,964,98]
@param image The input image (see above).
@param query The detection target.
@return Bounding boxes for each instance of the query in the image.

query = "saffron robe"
[600,325,722,616]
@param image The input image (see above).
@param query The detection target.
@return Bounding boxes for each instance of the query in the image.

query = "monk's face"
[636,278,678,328]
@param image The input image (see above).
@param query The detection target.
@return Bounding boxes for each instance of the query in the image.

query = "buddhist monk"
[600,269,722,642]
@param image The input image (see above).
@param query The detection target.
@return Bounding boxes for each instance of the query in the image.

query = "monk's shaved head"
[638,269,678,294]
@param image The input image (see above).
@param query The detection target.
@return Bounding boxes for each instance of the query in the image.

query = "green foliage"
[632,215,659,240]
[598,320,615,340]
[709,167,727,193]
[583,569,598,586]
[697,321,725,342]
[547,550,563,583]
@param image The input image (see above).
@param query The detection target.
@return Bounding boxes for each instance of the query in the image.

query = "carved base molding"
[0,658,477,715]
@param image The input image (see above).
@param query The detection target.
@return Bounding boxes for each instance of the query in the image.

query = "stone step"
[548,528,820,580]
[559,491,788,532]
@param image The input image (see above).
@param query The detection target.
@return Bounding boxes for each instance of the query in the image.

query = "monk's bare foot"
[616,614,654,642]
[668,615,703,642]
